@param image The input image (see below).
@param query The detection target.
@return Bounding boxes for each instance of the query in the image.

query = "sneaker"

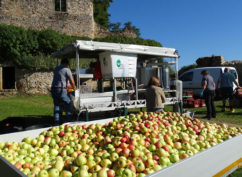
[230,109,235,113]
[222,107,226,112]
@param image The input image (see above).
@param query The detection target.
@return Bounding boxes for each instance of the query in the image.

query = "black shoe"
[202,116,211,120]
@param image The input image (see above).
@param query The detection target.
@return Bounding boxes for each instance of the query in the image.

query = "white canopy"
[52,40,179,59]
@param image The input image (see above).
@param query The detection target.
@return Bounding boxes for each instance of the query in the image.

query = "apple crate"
[200,99,206,107]
[0,119,113,177]
[184,91,193,97]
[0,119,242,177]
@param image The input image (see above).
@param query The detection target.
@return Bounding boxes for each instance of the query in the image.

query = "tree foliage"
[0,24,162,70]
[93,0,113,28]
[178,64,197,76]
[94,1,141,37]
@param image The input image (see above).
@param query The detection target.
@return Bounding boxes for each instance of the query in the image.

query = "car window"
[230,69,237,79]
[179,72,193,82]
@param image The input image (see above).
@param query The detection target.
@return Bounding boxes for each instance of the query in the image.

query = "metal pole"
[75,48,80,89]
[175,58,178,80]
[135,78,138,100]
[76,48,80,114]
[113,78,117,102]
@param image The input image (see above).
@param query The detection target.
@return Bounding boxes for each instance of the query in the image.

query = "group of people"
[145,67,241,120]
[50,58,240,124]
[201,68,240,119]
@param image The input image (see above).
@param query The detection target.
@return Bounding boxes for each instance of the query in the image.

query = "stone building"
[0,0,96,38]
[0,0,137,95]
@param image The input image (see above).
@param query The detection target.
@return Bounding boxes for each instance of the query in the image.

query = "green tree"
[108,22,122,33]
[124,22,141,37]
[178,64,197,76]
[93,0,113,28]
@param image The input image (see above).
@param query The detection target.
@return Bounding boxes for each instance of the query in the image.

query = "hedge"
[0,24,162,70]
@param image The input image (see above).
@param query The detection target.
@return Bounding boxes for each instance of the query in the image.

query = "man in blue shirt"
[217,68,240,113]
[51,58,76,125]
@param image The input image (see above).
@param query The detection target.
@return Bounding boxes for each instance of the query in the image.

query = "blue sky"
[108,0,242,69]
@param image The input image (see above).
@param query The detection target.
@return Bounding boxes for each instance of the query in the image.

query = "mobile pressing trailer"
[179,66,238,97]
[52,40,181,120]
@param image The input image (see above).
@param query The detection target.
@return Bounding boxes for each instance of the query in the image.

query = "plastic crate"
[184,91,193,97]
[200,99,206,107]
[183,98,200,108]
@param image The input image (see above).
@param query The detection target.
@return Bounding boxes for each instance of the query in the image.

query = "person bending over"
[146,76,166,112]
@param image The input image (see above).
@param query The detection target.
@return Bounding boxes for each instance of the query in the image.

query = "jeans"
[204,90,216,117]
[51,88,73,123]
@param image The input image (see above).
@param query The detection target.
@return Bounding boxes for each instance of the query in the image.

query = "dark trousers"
[51,88,73,123]
[204,90,216,117]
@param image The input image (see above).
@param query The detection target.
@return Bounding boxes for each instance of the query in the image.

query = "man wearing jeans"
[51,58,76,125]
[201,70,216,120]
[217,68,240,113]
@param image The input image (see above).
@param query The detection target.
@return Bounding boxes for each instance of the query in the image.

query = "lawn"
[1,95,242,125]
[0,95,53,121]
[175,101,242,126]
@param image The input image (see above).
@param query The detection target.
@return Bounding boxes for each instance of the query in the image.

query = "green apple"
[137,173,146,177]
[100,159,112,168]
[170,153,180,163]
[97,168,108,177]
[75,155,87,166]
[159,157,171,166]
[122,168,133,177]
[135,160,145,172]
[48,168,59,177]
[38,170,49,177]
[60,170,73,177]
[78,169,88,177]
[55,159,64,171]
[110,152,119,161]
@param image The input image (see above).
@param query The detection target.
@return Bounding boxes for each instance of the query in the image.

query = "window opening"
[55,0,66,12]
[2,67,15,89]
[180,72,193,82]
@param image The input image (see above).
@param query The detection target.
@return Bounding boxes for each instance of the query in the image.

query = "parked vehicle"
[179,66,238,97]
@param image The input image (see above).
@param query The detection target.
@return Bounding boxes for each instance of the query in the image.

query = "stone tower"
[0,0,95,38]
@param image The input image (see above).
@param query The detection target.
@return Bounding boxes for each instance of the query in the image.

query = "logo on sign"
[117,59,121,67]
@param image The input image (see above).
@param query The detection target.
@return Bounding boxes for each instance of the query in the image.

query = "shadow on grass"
[0,116,53,134]
[0,110,126,134]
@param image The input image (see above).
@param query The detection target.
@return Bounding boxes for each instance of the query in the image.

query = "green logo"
[117,59,121,67]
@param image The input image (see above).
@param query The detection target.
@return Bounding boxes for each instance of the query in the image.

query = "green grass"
[0,95,53,121]
[180,101,242,126]
[1,95,242,126]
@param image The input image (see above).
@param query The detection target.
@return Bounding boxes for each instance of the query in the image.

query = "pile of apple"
[0,111,241,177]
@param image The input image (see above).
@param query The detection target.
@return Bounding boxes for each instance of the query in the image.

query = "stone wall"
[16,69,53,95]
[0,0,95,38]
[196,56,226,66]
[94,24,138,38]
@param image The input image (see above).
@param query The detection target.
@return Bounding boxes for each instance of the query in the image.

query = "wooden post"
[0,67,2,90]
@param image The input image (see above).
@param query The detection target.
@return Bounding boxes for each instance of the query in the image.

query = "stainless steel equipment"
[52,40,180,120]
